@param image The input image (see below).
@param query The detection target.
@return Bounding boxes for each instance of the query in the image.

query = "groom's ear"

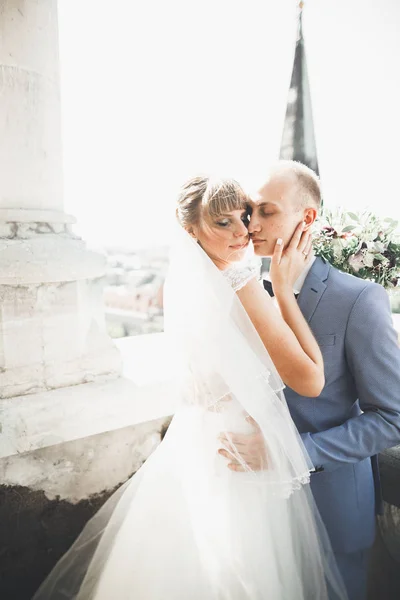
[303,207,318,230]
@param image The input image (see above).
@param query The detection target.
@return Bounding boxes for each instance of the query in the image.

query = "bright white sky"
[57,0,400,250]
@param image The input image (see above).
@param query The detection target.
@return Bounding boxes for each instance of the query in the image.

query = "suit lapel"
[297,257,330,323]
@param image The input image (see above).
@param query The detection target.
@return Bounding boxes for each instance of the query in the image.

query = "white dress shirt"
[263,254,317,295]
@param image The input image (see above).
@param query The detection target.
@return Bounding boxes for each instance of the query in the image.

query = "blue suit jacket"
[271,257,400,554]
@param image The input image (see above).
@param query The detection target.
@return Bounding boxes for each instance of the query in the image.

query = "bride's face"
[192,209,250,268]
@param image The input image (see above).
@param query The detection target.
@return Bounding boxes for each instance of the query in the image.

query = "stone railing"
[0,333,179,600]
[0,332,178,462]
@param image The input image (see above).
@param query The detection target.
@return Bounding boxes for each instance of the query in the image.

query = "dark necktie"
[263,279,299,299]
[263,279,274,297]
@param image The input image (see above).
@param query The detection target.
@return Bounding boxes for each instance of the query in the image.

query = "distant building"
[103,246,167,337]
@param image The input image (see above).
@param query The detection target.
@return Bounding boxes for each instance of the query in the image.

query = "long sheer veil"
[33,226,347,600]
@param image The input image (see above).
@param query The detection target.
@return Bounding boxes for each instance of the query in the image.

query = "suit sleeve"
[301,283,400,472]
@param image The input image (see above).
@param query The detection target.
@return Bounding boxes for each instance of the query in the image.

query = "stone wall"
[0,416,171,600]
[0,334,177,600]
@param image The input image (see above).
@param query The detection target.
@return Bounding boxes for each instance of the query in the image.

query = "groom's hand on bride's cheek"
[217,418,268,472]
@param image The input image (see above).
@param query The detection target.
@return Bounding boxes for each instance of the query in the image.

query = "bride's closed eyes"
[215,211,249,228]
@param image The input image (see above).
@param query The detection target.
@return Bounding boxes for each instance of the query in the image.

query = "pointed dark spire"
[280,3,319,175]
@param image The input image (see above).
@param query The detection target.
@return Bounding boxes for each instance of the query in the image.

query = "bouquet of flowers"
[312,208,400,291]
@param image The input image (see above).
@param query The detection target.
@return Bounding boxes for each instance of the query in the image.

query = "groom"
[220,160,400,600]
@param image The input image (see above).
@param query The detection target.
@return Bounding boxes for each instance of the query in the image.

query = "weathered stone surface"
[0,335,179,459]
[0,417,166,502]
[0,417,170,600]
[0,483,116,600]
[0,279,122,399]
[0,236,106,284]
[0,0,63,212]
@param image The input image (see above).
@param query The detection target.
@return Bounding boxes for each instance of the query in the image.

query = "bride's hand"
[269,222,313,295]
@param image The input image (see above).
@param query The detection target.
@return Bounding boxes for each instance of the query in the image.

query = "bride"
[33,176,347,599]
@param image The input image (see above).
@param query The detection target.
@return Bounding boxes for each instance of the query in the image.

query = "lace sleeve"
[222,258,262,292]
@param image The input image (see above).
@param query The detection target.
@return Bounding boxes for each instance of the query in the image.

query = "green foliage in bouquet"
[313,208,400,292]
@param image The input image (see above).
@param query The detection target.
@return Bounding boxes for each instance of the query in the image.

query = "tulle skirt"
[33,401,347,600]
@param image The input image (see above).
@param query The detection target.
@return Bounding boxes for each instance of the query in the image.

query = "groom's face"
[248,176,305,257]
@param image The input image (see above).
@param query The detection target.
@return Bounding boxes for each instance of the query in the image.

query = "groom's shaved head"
[267,161,321,210]
[248,161,320,258]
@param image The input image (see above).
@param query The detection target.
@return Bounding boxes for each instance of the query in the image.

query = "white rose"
[364,230,379,242]
[348,252,364,273]
[363,251,375,268]
[332,238,345,260]
[374,241,386,253]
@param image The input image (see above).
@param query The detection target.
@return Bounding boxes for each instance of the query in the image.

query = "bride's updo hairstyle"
[176,175,248,230]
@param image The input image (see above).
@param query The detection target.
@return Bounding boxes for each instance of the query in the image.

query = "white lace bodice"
[222,258,262,292]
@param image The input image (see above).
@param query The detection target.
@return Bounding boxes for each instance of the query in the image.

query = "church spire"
[280,1,319,175]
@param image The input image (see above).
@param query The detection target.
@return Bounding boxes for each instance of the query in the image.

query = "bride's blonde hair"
[176,175,248,229]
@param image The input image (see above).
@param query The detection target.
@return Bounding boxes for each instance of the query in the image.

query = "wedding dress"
[33,227,347,600]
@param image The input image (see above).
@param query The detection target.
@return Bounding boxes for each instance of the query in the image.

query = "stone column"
[0,0,121,399]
